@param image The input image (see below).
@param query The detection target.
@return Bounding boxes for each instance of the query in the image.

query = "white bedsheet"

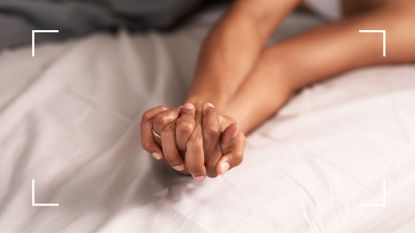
[1,9,415,233]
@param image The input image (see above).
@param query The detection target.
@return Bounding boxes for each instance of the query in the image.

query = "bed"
[1,7,415,233]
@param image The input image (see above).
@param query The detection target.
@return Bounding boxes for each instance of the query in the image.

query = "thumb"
[217,123,244,175]
[221,123,239,149]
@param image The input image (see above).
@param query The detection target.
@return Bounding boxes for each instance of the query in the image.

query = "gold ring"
[152,128,161,140]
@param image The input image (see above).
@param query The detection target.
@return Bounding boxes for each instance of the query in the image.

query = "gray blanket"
[0,0,203,48]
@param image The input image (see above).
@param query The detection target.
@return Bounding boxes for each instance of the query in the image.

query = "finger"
[141,105,168,160]
[221,122,239,148]
[185,117,206,181]
[202,103,221,157]
[217,123,245,175]
[160,122,185,172]
[175,103,196,152]
[202,104,222,177]
[152,108,181,143]
[205,144,222,178]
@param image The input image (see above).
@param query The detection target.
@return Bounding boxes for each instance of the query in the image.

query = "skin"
[141,0,415,180]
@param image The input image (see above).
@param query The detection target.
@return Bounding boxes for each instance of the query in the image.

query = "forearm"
[186,0,301,109]
[186,14,263,108]
[222,50,293,134]
[225,2,415,134]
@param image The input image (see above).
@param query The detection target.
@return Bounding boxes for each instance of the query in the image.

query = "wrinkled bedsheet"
[1,9,415,233]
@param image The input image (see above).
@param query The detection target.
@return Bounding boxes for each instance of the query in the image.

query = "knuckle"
[141,142,150,151]
[142,111,152,121]
[154,115,170,126]
[159,105,168,111]
[177,121,195,135]
[141,141,152,151]
[206,125,220,137]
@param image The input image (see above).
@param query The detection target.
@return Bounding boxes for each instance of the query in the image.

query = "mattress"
[1,8,415,233]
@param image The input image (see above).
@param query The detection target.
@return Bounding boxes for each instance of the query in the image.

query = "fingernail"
[203,102,215,111]
[203,102,215,115]
[152,152,162,160]
[183,103,194,110]
[205,102,215,108]
[173,164,185,171]
[194,176,205,182]
[219,162,230,174]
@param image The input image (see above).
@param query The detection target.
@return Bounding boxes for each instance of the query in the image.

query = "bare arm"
[140,0,300,178]
[141,0,415,178]
[225,0,415,134]
[186,0,301,109]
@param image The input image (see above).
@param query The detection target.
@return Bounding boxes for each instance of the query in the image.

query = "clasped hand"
[141,103,245,180]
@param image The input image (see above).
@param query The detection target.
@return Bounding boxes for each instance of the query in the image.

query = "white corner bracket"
[358,29,387,57]
[31,30,60,57]
[358,179,386,208]
[32,179,59,207]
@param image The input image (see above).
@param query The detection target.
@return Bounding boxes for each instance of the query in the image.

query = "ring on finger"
[152,128,161,143]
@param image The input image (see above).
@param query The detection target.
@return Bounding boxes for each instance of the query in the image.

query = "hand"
[200,103,245,177]
[163,102,245,179]
[140,104,199,174]
[140,103,245,180]
[144,102,213,180]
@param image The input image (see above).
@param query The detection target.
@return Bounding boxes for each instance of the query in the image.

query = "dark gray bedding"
[0,0,203,48]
